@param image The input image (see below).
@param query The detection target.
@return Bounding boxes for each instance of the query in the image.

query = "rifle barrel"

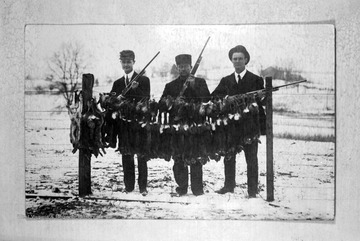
[246,79,307,95]
[190,37,210,75]
[179,37,211,96]
[271,79,307,90]
[198,37,211,59]
[138,51,160,76]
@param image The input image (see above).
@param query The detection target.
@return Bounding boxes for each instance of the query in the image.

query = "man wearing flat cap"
[161,54,211,196]
[110,50,150,196]
[211,45,266,198]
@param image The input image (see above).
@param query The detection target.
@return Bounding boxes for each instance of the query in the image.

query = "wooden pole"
[79,149,91,196]
[79,73,94,197]
[265,76,274,201]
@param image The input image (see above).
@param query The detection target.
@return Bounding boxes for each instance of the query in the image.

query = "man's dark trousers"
[224,141,258,196]
[173,161,203,194]
[122,155,148,192]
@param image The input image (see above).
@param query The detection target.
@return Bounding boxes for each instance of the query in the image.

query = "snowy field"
[25,93,335,220]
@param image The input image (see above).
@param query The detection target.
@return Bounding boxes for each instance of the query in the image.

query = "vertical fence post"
[79,74,94,197]
[265,76,274,202]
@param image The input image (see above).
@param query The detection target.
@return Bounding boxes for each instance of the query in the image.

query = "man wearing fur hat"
[161,54,211,196]
[211,45,266,198]
[110,50,150,196]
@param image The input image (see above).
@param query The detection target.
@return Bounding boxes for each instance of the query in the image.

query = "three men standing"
[212,45,265,198]
[110,50,150,196]
[161,54,211,196]
[110,46,264,198]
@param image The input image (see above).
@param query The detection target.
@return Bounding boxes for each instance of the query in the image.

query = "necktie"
[238,74,241,84]
[125,75,129,86]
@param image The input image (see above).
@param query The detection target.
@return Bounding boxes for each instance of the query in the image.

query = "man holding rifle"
[161,54,211,196]
[110,50,150,196]
[211,45,266,198]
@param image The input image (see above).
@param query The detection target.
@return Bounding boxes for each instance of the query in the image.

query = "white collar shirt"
[124,70,135,80]
[124,70,135,85]
[234,69,247,84]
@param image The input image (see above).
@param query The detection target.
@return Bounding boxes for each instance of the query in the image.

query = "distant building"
[260,66,286,80]
[260,66,304,82]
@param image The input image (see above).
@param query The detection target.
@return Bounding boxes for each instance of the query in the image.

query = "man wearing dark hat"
[161,54,211,196]
[211,45,266,198]
[110,50,150,196]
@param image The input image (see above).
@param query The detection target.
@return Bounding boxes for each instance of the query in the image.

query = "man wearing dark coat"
[211,45,266,198]
[161,54,211,196]
[110,50,150,196]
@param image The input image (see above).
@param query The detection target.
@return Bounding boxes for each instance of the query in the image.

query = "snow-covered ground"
[24,94,335,220]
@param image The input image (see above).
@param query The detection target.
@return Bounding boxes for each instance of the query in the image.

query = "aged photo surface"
[24,24,334,220]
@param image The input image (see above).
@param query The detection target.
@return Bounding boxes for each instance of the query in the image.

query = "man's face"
[177,64,192,77]
[120,58,135,74]
[231,52,247,72]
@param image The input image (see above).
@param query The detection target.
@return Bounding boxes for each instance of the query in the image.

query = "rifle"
[246,79,307,96]
[179,37,211,96]
[121,51,160,96]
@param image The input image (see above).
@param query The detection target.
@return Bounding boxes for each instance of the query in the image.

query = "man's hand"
[175,95,186,103]
[130,81,139,89]
[256,91,267,105]
[256,91,266,99]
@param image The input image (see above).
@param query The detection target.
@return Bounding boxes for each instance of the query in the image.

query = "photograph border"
[1,0,359,240]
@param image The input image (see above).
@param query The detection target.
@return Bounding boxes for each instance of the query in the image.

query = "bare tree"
[48,41,89,108]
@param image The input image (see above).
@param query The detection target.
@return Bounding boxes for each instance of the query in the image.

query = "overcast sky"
[25,24,334,85]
